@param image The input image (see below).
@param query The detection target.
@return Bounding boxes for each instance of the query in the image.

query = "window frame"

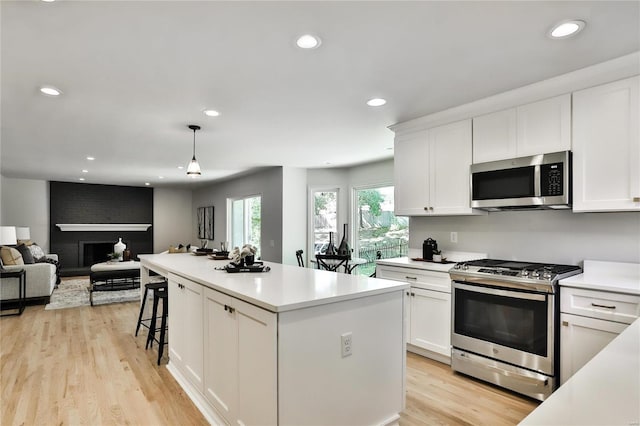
[226,193,262,255]
[307,186,340,264]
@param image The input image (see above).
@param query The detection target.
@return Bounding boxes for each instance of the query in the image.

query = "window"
[311,189,338,255]
[353,185,408,275]
[229,195,261,256]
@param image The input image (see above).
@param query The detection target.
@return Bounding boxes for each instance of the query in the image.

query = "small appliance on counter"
[422,238,438,261]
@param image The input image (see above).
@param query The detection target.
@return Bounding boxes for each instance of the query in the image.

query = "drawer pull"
[591,302,616,309]
[405,276,417,280]
[562,321,569,326]
[633,197,640,202]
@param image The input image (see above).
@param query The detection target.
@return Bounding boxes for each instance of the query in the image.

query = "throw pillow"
[16,244,35,264]
[0,246,24,266]
[168,245,187,253]
[17,239,33,246]
[28,243,45,261]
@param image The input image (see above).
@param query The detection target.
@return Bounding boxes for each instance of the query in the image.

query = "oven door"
[452,281,555,375]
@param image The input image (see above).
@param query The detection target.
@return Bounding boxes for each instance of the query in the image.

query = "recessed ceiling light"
[145,182,150,186]
[158,176,164,179]
[86,156,95,161]
[81,169,88,173]
[549,20,586,39]
[367,98,387,107]
[203,109,220,117]
[177,166,184,170]
[40,86,62,96]
[296,34,321,49]
[386,147,394,150]
[78,177,85,181]
[41,0,56,2]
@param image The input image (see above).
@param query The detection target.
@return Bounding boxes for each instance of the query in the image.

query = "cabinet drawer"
[377,265,451,293]
[561,287,640,324]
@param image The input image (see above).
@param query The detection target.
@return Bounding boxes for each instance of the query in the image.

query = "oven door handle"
[463,354,549,387]
[453,282,547,301]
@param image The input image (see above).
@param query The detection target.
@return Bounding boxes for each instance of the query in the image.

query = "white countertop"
[560,260,640,295]
[520,318,640,426]
[139,253,408,313]
[376,251,487,273]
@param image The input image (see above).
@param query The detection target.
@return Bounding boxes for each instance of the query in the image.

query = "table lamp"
[15,227,31,242]
[0,226,17,246]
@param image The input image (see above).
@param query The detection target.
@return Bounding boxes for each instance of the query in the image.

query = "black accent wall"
[50,181,153,276]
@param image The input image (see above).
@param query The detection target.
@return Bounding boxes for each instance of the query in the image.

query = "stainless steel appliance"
[449,259,581,401]
[470,151,571,211]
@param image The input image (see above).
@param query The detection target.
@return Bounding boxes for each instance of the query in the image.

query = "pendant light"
[186,124,202,177]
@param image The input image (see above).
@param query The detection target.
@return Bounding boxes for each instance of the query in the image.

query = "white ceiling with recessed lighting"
[1,1,639,187]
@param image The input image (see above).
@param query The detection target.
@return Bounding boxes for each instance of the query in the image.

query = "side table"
[0,269,26,316]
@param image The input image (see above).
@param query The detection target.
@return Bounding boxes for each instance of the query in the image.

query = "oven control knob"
[531,270,540,278]
[461,263,469,270]
[453,263,461,270]
[521,269,530,277]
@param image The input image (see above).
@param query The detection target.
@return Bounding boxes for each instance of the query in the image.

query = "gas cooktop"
[450,258,582,289]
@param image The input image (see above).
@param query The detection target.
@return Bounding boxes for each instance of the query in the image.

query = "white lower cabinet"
[377,264,451,362]
[168,273,204,392]
[203,287,277,426]
[559,286,640,384]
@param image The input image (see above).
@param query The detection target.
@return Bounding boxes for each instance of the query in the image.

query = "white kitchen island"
[139,253,408,426]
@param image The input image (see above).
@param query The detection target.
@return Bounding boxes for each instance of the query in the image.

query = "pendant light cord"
[192,128,197,160]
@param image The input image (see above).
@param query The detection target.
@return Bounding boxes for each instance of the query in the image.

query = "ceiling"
[1,1,639,188]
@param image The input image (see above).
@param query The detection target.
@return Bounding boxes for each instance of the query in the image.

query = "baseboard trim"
[407,344,451,365]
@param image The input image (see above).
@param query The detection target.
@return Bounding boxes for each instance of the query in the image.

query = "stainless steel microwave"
[470,151,571,211]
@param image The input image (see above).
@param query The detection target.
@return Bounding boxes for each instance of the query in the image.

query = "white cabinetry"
[204,288,278,425]
[572,76,640,212]
[394,119,482,216]
[203,287,277,426]
[560,286,640,384]
[472,94,571,163]
[168,273,204,392]
[377,264,451,363]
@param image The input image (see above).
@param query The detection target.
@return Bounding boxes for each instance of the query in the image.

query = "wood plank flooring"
[1,294,538,425]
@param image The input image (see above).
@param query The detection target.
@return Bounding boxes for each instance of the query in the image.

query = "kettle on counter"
[423,238,438,261]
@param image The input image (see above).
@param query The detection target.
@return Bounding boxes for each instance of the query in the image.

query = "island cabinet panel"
[203,287,277,426]
[168,273,204,392]
[572,76,640,212]
[277,291,404,426]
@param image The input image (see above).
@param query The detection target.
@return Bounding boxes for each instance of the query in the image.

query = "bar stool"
[135,280,168,337]
[145,287,168,365]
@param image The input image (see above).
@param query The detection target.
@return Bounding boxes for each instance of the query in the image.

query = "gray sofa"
[1,254,58,304]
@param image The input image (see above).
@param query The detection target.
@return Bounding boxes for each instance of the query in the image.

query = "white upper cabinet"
[572,76,640,212]
[394,119,483,216]
[472,94,571,163]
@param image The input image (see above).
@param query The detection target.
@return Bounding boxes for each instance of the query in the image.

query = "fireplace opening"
[79,241,115,266]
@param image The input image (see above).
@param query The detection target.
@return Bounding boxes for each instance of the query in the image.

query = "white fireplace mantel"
[56,223,152,232]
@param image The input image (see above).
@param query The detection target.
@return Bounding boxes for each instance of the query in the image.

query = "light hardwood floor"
[1,295,538,425]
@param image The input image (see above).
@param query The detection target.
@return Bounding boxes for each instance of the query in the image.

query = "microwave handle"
[534,165,541,197]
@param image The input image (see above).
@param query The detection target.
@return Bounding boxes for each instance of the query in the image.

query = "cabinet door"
[410,288,451,357]
[394,130,430,215]
[235,298,277,426]
[472,108,517,163]
[429,119,477,215]
[560,313,628,385]
[168,274,204,392]
[572,76,640,212]
[203,288,237,422]
[516,94,571,157]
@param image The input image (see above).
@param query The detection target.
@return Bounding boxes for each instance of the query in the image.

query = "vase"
[326,232,337,255]
[337,223,351,258]
[114,238,126,261]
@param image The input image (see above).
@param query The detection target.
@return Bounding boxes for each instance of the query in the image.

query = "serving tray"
[224,264,270,273]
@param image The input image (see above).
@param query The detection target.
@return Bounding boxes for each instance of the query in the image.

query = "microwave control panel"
[540,163,564,196]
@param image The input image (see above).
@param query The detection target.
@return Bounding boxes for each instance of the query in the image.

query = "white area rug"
[45,278,139,310]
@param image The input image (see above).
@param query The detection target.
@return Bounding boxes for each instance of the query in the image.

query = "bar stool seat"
[135,280,168,337]
[145,288,168,365]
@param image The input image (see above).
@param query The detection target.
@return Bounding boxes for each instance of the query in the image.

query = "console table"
[89,261,140,306]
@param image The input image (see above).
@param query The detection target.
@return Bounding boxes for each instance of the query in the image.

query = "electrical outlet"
[341,332,353,357]
[450,232,458,243]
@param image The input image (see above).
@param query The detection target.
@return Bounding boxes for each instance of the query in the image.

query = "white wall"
[153,187,193,253]
[409,210,640,266]
[282,167,307,266]
[192,167,284,263]
[0,176,50,252]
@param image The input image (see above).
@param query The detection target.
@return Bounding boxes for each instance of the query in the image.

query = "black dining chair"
[296,250,304,267]
[369,250,383,278]
[315,254,351,273]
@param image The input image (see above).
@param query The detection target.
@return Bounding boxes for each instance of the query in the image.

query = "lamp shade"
[0,226,17,246]
[15,226,31,241]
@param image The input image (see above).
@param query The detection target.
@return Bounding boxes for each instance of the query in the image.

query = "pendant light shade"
[186,124,202,177]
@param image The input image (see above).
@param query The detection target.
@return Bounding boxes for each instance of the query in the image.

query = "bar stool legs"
[135,281,167,336]
[144,287,168,365]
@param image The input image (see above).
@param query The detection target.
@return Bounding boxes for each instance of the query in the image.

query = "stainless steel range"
[449,259,582,401]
